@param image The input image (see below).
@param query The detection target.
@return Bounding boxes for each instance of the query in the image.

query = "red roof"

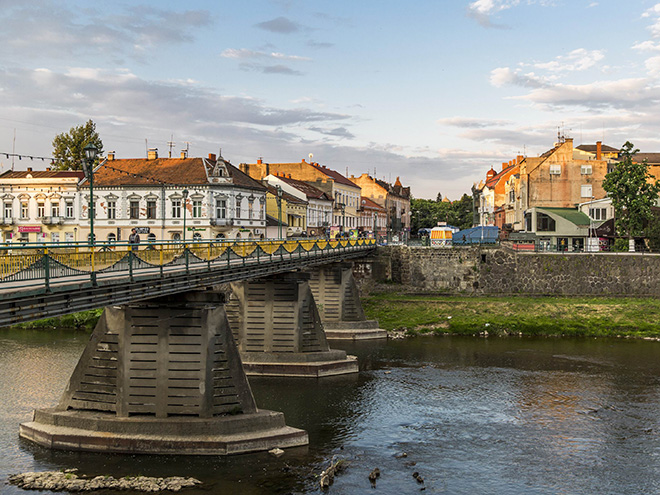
[360,196,386,212]
[0,170,84,179]
[310,163,359,188]
[274,175,331,200]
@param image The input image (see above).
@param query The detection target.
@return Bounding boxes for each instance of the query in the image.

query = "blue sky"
[2,0,660,199]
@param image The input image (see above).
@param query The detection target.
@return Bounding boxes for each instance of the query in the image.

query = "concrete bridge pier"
[19,292,308,455]
[307,262,387,340]
[226,272,359,377]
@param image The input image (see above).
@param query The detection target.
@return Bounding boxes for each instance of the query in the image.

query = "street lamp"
[341,204,345,236]
[182,189,189,244]
[276,185,283,239]
[82,143,98,247]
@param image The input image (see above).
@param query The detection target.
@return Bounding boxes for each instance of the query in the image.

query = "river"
[2,329,660,494]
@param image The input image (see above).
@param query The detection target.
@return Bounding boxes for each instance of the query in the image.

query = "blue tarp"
[452,226,499,244]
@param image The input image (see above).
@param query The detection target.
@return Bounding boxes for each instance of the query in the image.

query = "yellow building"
[349,173,411,237]
[240,159,361,235]
[0,168,84,243]
[264,183,308,238]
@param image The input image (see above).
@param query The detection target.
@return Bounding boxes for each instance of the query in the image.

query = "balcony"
[0,217,14,225]
[210,218,233,227]
[42,216,64,225]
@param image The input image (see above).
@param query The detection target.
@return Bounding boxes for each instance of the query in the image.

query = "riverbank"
[5,309,102,332]
[363,292,660,338]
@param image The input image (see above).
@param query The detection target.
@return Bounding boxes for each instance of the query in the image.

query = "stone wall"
[371,246,660,297]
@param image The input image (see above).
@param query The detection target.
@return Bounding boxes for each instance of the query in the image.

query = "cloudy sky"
[2,0,660,200]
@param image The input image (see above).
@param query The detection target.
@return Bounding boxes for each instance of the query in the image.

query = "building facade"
[0,169,84,243]
[79,152,267,243]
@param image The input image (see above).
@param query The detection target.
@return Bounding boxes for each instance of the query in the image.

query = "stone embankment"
[8,470,201,492]
[369,245,660,296]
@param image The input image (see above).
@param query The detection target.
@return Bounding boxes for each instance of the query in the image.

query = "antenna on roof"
[168,134,175,158]
[145,139,148,158]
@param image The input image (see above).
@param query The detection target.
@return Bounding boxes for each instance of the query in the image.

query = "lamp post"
[373,211,377,240]
[182,189,189,244]
[82,144,98,247]
[341,204,345,236]
[276,185,283,239]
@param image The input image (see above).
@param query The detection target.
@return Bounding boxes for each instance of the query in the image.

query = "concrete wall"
[371,246,660,297]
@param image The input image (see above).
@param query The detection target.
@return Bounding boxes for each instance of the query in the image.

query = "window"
[4,203,11,219]
[537,213,556,232]
[51,203,59,217]
[130,200,140,219]
[581,165,592,175]
[108,201,116,219]
[192,200,202,218]
[21,202,28,219]
[172,199,181,218]
[549,164,561,175]
[146,200,156,219]
[216,233,226,240]
[509,190,515,203]
[147,233,156,243]
[107,233,116,243]
[192,232,202,242]
[248,200,254,219]
[589,207,607,221]
[216,198,226,219]
[581,185,593,198]
[37,203,45,218]
[65,201,74,218]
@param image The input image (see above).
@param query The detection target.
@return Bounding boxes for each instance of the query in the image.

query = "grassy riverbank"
[362,293,660,338]
[6,309,102,332]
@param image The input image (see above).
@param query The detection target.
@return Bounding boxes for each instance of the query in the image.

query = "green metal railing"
[0,238,376,291]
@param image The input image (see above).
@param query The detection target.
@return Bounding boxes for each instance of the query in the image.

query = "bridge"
[10,238,384,456]
[0,238,376,327]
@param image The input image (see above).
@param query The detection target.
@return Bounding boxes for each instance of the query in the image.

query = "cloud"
[0,2,211,63]
[308,126,355,139]
[467,0,520,27]
[437,117,512,128]
[530,48,605,72]
[255,16,301,34]
[490,67,546,88]
[221,48,310,62]
[261,65,304,76]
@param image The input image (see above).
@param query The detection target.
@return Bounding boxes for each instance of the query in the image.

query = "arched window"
[172,232,181,242]
[147,233,156,243]
[192,232,202,242]
[107,233,116,243]
[216,233,226,240]
[235,232,241,239]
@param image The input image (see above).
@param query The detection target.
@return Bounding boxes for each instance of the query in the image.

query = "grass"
[362,293,660,338]
[7,308,103,332]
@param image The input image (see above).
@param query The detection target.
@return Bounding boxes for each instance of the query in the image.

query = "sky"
[3,1,660,200]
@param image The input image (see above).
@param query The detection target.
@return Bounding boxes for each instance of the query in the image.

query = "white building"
[79,151,267,243]
[262,173,333,236]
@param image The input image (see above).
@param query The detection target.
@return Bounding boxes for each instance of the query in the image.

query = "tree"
[52,120,103,170]
[602,141,660,243]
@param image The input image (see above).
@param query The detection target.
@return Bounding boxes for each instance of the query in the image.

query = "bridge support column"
[226,272,359,377]
[19,292,308,455]
[308,262,387,340]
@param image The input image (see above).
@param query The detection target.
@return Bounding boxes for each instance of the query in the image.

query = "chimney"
[208,153,216,161]
[257,157,262,165]
[27,167,33,172]
[596,141,602,160]
[302,158,306,163]
[288,174,292,179]
[108,151,115,161]
[517,155,523,164]
[502,162,508,171]
[180,150,188,159]
[147,148,158,160]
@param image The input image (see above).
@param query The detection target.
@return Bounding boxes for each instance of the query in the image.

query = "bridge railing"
[0,238,376,291]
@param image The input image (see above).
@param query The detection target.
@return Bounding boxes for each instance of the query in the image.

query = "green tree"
[52,120,103,170]
[603,142,660,244]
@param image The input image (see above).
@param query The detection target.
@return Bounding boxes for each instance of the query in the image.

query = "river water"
[2,329,660,494]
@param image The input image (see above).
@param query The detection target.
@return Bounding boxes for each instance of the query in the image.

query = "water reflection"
[3,331,660,494]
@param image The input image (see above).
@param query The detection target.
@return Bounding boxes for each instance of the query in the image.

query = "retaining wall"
[372,246,660,297]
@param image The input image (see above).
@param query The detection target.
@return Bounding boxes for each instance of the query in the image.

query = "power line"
[0,152,54,162]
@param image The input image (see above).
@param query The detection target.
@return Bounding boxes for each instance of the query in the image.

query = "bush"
[612,238,629,252]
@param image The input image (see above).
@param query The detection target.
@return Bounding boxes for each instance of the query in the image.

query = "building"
[573,142,620,162]
[262,182,308,238]
[262,173,332,236]
[475,157,522,227]
[349,174,411,239]
[240,158,361,236]
[358,196,387,238]
[80,151,267,243]
[0,168,84,243]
